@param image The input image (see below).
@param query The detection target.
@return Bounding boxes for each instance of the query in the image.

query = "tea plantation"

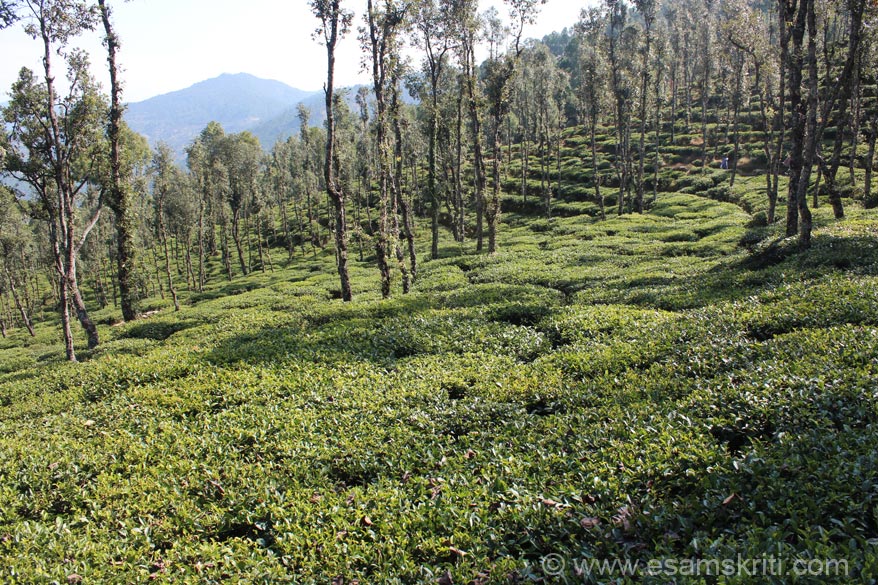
[2,176,878,582]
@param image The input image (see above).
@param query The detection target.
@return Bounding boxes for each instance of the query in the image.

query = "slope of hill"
[1,168,877,580]
[124,73,319,155]
[3,86,878,578]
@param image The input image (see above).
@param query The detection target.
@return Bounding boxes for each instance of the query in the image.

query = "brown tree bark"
[99,0,138,322]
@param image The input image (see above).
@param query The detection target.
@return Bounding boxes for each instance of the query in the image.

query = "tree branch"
[75,202,102,254]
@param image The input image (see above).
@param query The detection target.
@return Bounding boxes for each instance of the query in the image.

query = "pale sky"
[0,0,587,104]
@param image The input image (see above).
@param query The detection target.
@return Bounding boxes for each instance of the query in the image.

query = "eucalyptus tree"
[312,0,354,301]
[0,0,16,26]
[716,7,748,187]
[662,4,682,143]
[1,0,103,361]
[865,113,877,208]
[439,66,467,242]
[666,2,698,134]
[251,162,274,274]
[331,89,366,262]
[512,47,535,203]
[267,140,294,259]
[464,0,545,254]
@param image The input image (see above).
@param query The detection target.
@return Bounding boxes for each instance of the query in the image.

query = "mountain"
[247,90,330,149]
[125,73,319,157]
[248,86,378,148]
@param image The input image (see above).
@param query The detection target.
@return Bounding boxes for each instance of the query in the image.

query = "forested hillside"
[123,73,321,155]
[1,0,878,582]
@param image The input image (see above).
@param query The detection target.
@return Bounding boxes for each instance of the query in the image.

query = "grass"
[1,124,878,582]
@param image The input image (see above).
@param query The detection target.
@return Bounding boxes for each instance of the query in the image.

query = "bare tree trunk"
[821,0,865,219]
[591,117,605,221]
[0,294,7,338]
[700,47,710,175]
[65,209,99,350]
[366,0,401,298]
[355,175,366,261]
[488,121,501,253]
[58,271,75,361]
[849,89,861,185]
[185,231,198,292]
[157,201,179,311]
[231,207,248,276]
[785,0,808,237]
[255,213,266,273]
[151,246,164,299]
[5,267,35,336]
[220,212,233,281]
[653,60,664,205]
[464,41,487,253]
[197,193,205,292]
[797,0,818,248]
[730,52,743,187]
[106,258,118,307]
[244,209,254,273]
[865,120,877,205]
[635,9,654,214]
[455,76,466,242]
[390,78,411,293]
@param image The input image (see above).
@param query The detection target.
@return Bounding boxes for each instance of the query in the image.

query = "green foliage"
[2,110,878,583]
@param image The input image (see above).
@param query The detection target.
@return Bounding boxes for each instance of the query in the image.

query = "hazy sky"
[0,0,586,104]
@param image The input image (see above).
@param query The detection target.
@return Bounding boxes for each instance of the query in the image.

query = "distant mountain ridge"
[124,73,322,157]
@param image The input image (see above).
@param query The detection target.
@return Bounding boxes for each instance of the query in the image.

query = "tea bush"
[1,165,877,583]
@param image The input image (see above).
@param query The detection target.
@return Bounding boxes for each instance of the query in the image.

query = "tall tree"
[97,0,137,321]
[606,0,635,215]
[781,0,817,247]
[633,0,655,213]
[364,0,408,298]
[576,7,608,220]
[450,0,487,251]
[414,0,450,260]
[815,0,867,219]
[0,188,37,337]
[150,143,180,311]
[1,0,102,361]
[483,0,545,253]
[312,0,354,301]
[224,131,262,276]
